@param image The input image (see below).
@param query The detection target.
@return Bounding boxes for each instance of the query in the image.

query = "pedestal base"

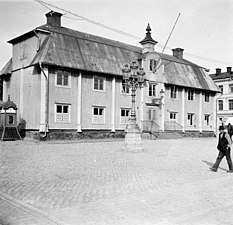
[122,124,144,152]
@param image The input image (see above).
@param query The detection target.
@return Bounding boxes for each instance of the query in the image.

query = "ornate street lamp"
[122,61,145,152]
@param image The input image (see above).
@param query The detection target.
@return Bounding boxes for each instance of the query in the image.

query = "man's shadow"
[202,160,228,172]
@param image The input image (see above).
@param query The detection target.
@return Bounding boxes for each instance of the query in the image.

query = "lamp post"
[122,61,145,152]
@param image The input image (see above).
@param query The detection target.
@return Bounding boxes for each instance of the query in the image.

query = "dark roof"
[209,72,233,80]
[2,96,17,110]
[30,25,142,76]
[139,24,157,45]
[161,59,219,91]
[0,58,12,76]
[1,21,219,92]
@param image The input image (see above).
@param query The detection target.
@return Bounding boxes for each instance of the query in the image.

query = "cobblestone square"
[0,138,233,225]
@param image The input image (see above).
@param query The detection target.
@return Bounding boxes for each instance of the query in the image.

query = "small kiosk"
[0,96,21,141]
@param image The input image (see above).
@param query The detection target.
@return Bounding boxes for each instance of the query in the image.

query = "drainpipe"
[39,62,49,138]
[33,30,41,52]
[215,92,223,135]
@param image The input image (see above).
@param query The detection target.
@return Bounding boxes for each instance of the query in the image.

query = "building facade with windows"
[210,67,233,127]
[0,11,219,138]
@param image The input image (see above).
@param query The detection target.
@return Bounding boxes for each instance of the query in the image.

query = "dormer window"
[20,42,28,60]
[149,59,157,72]
[56,70,71,87]
[93,75,105,91]
[187,90,194,101]
[170,86,177,99]
[204,93,210,102]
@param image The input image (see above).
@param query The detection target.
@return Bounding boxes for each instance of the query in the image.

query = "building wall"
[22,67,41,129]
[11,33,48,71]
[48,68,79,129]
[164,85,215,131]
[215,79,233,125]
[114,76,133,130]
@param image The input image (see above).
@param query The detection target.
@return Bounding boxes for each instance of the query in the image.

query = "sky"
[0,0,232,74]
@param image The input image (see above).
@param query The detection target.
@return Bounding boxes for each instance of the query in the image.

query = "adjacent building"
[0,11,219,138]
[210,67,233,127]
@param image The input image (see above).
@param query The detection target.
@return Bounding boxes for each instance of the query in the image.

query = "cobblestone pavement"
[0,138,233,225]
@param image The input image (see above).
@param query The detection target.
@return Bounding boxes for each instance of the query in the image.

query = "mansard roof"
[30,25,142,76]
[0,19,219,92]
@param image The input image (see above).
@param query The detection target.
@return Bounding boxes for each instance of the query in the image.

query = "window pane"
[8,115,14,124]
[121,110,125,117]
[63,105,68,113]
[62,114,69,122]
[94,77,99,89]
[99,81,104,90]
[56,113,63,122]
[63,75,69,86]
[99,115,104,123]
[218,100,223,110]
[94,108,98,115]
[57,105,62,113]
[152,110,156,120]
[93,115,99,123]
[229,100,233,110]
[149,60,153,71]
[148,110,151,120]
[57,76,63,85]
[99,108,103,115]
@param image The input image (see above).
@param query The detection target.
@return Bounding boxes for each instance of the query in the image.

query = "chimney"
[216,68,221,75]
[172,48,184,59]
[46,11,62,27]
[139,24,158,54]
[227,67,232,73]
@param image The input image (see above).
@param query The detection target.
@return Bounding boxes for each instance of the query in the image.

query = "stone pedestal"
[122,121,144,152]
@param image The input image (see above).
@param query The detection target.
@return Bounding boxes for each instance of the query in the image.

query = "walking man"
[210,125,233,173]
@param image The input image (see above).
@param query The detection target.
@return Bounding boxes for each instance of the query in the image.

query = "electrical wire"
[34,0,232,66]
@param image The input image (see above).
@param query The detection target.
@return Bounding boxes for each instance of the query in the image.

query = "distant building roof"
[210,67,233,80]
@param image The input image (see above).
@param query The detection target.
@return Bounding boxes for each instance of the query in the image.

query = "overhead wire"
[34,0,231,66]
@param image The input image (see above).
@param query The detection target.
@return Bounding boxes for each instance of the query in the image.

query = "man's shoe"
[210,167,217,172]
[227,169,233,173]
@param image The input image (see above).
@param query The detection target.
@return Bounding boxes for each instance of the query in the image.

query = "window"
[56,70,70,87]
[93,107,105,124]
[94,76,105,91]
[229,84,233,93]
[229,100,233,110]
[148,109,156,121]
[149,59,157,72]
[204,114,210,126]
[20,42,28,60]
[7,115,14,125]
[121,80,130,94]
[204,93,210,102]
[187,90,194,101]
[120,109,130,124]
[187,113,194,126]
[55,104,70,123]
[218,100,223,110]
[149,83,156,97]
[170,86,177,99]
[170,112,177,121]
[218,85,223,93]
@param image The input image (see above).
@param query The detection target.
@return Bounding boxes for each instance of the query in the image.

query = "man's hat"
[219,125,225,130]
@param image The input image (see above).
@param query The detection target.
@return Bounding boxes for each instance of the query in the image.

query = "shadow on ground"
[202,160,228,172]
